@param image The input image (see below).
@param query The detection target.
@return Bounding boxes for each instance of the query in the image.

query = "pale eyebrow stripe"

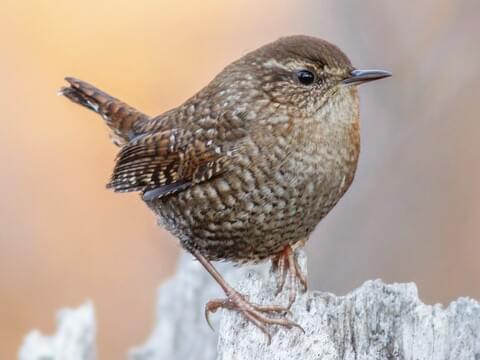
[263,58,343,77]
[262,59,290,71]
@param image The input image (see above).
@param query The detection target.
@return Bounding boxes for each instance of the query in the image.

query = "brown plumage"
[60,35,390,341]
[61,77,149,146]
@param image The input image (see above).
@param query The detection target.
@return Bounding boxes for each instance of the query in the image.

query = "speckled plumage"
[62,35,363,263]
[142,37,360,262]
[61,34,391,338]
[147,86,360,263]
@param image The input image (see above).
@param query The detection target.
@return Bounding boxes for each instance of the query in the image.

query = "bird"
[60,35,391,342]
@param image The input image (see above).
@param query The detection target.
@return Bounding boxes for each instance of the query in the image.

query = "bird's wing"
[107,128,238,200]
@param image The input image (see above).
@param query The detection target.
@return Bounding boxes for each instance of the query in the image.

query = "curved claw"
[292,321,306,334]
[205,308,215,332]
[205,298,228,332]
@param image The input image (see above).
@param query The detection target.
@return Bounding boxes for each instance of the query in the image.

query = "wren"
[60,35,391,342]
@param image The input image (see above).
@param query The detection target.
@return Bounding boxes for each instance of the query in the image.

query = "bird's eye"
[296,70,315,85]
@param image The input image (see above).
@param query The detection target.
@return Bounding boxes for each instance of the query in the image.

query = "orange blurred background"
[1,0,479,358]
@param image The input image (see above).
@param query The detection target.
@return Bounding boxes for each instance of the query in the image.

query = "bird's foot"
[205,290,303,344]
[192,249,304,343]
[271,244,308,308]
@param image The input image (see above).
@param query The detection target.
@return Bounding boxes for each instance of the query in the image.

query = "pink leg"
[271,244,308,308]
[192,250,304,344]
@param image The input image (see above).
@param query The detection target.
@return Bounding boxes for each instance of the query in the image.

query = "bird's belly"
[149,152,358,262]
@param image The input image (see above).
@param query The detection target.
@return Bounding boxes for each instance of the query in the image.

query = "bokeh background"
[1,0,479,358]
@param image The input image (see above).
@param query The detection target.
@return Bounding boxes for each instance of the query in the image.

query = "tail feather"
[59,77,149,146]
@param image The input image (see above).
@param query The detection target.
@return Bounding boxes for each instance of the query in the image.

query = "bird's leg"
[192,250,303,343]
[271,244,308,308]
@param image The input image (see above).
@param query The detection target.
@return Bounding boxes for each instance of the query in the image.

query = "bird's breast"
[272,116,360,212]
[151,94,361,262]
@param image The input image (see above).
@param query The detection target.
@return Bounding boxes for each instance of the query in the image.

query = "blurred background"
[1,0,479,358]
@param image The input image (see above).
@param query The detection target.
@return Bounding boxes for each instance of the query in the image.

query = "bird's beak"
[342,69,392,85]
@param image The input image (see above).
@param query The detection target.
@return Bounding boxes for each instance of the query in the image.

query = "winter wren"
[60,35,391,341]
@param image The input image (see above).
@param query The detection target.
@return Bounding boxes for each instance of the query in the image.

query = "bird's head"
[221,35,391,119]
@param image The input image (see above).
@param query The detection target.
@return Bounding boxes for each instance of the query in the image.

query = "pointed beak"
[342,69,392,85]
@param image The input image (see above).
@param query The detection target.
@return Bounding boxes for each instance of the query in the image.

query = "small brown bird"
[60,35,390,341]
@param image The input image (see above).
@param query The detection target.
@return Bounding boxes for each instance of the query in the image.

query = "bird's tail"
[59,77,149,146]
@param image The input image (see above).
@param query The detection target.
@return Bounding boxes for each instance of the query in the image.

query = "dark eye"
[296,69,315,85]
